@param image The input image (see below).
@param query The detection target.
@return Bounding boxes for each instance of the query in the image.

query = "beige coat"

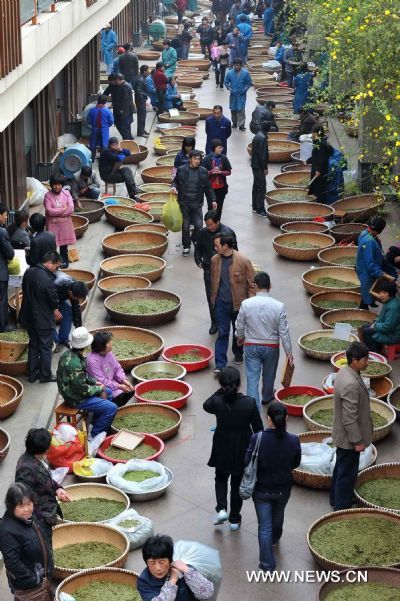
[332,365,373,449]
[211,250,255,311]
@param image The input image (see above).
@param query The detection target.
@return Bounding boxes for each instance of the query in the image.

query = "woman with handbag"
[203,367,263,531]
[245,401,301,572]
[0,483,54,601]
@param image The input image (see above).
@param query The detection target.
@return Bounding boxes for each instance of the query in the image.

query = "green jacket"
[373,297,400,344]
[57,349,102,406]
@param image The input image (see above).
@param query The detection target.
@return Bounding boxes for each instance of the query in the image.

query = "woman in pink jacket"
[44,174,76,268]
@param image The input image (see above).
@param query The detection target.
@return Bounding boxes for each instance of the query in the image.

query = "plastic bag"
[47,425,85,472]
[359,445,374,470]
[173,540,221,599]
[109,508,154,551]
[88,431,107,457]
[107,459,168,493]
[73,457,113,477]
[162,194,183,232]
[54,423,78,444]
[50,467,69,485]
[59,594,75,601]
[299,442,335,475]
[26,177,48,207]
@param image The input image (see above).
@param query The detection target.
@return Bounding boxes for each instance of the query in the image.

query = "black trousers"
[103,168,137,199]
[0,280,9,333]
[113,390,134,407]
[215,469,243,524]
[330,447,360,510]
[59,245,69,266]
[135,96,147,136]
[203,266,215,326]
[27,326,53,380]
[114,114,133,140]
[252,167,266,212]
[181,202,203,249]
[361,325,383,353]
[201,42,213,60]
[156,90,166,116]
[216,64,227,88]
[214,187,227,219]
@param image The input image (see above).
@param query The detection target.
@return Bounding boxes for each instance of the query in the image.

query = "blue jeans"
[253,489,291,571]
[245,345,279,409]
[214,299,242,369]
[75,388,117,438]
[330,447,360,510]
[53,300,72,344]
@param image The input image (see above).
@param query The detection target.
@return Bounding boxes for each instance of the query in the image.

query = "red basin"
[162,344,214,372]
[134,378,192,409]
[97,433,164,464]
[275,385,326,416]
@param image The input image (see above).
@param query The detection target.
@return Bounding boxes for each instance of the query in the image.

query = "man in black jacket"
[171,150,217,256]
[0,205,15,332]
[54,272,88,350]
[250,102,277,134]
[251,121,270,216]
[103,73,134,140]
[99,137,138,199]
[134,65,149,137]
[117,43,139,88]
[26,214,56,266]
[19,251,62,383]
[194,210,237,334]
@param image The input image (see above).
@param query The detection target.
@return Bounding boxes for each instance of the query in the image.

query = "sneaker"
[234,356,243,365]
[213,510,228,525]
[256,210,267,217]
[230,523,241,531]
[213,368,221,375]
[239,126,246,131]
[182,248,190,256]
[252,208,257,213]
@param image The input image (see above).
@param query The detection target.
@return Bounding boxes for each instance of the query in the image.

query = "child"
[210,41,221,88]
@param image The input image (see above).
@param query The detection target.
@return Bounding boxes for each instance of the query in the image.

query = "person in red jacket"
[153,62,169,117]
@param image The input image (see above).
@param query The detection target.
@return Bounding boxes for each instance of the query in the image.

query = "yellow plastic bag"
[72,457,95,476]
[162,193,183,232]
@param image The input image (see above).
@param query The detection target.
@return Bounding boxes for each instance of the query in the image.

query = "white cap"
[71,327,93,349]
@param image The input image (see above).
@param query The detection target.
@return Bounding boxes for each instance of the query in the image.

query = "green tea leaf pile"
[112,209,150,223]
[113,413,176,433]
[141,390,182,401]
[282,242,319,249]
[118,518,141,528]
[54,541,121,570]
[302,337,349,353]
[310,517,400,566]
[112,339,157,360]
[123,470,159,482]
[357,478,400,510]
[170,351,202,362]
[117,243,155,251]
[284,393,315,406]
[361,362,390,376]
[315,300,359,310]
[315,276,357,288]
[106,443,155,460]
[332,255,356,266]
[325,583,400,601]
[0,330,29,343]
[111,299,177,314]
[311,408,387,429]
[73,581,141,601]
[109,264,154,274]
[138,368,180,380]
[331,319,370,328]
[61,498,126,522]
[274,192,309,202]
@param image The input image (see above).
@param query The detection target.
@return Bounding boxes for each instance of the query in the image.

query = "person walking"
[226,28,244,66]
[103,73,134,140]
[162,39,178,78]
[53,271,88,350]
[101,23,117,74]
[204,367,263,531]
[118,43,139,88]
[251,121,270,216]
[26,214,56,266]
[194,210,237,335]
[330,342,373,511]
[202,139,232,218]
[44,175,76,269]
[171,150,217,257]
[245,402,301,572]
[134,65,150,137]
[211,233,255,372]
[360,279,400,353]
[99,137,138,199]
[205,105,232,155]
[283,42,302,87]
[0,204,15,332]
[263,2,275,35]
[237,15,253,63]
[180,22,193,60]
[86,94,114,160]
[153,62,169,117]
[236,271,293,409]
[224,59,252,130]
[217,42,230,90]
[197,18,214,60]
[19,251,62,383]
[293,63,314,113]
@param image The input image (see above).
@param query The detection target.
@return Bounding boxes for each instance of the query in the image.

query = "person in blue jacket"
[325,148,346,204]
[356,217,397,309]
[293,63,313,113]
[205,105,232,155]
[361,279,400,353]
[237,15,253,63]
[235,11,251,25]
[145,69,157,109]
[227,28,245,65]
[263,3,275,35]
[274,40,284,64]
[86,95,114,161]
[165,76,183,110]
[224,59,252,130]
[100,24,118,74]
[111,47,125,74]
[174,136,196,170]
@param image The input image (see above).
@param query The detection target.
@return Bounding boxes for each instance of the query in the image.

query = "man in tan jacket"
[330,341,373,511]
[211,233,255,373]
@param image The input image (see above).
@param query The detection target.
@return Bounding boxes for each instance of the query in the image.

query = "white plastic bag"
[359,445,374,470]
[26,177,48,207]
[54,424,78,444]
[59,594,76,601]
[88,431,107,457]
[91,458,113,476]
[107,459,169,493]
[299,442,335,475]
[173,540,221,600]
[50,467,69,485]
[109,508,154,550]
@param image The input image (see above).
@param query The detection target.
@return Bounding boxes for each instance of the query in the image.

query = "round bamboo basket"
[322,373,393,400]
[281,163,311,173]
[0,374,23,407]
[137,50,160,60]
[0,357,28,376]
[0,332,28,361]
[177,59,210,71]
[71,214,89,239]
[0,381,18,419]
[158,111,200,125]
[138,183,171,193]
[162,126,197,137]
[388,385,400,421]
[100,254,166,282]
[318,245,357,267]
[310,290,362,316]
[56,567,139,601]
[119,141,148,164]
[195,107,213,120]
[165,15,178,23]
[97,275,151,298]
[355,463,400,512]
[110,402,182,440]
[291,150,301,162]
[320,308,375,330]
[307,508,400,570]
[273,170,311,189]
[318,567,400,600]
[269,141,300,163]
[176,77,203,88]
[73,199,104,223]
[104,289,182,326]
[105,205,154,230]
[61,268,96,290]
[298,330,359,361]
[132,360,186,382]
[147,200,167,222]
[272,232,335,261]
[125,223,168,235]
[52,522,129,579]
[280,221,329,234]
[302,266,360,294]
[154,138,182,155]
[276,118,300,129]
[0,426,10,463]
[267,201,335,227]
[88,325,164,369]
[182,100,199,110]
[100,196,137,207]
[332,193,384,223]
[156,154,176,166]
[141,166,174,184]
[102,231,168,258]
[293,431,377,490]
[303,394,395,441]
[266,188,315,205]
[330,223,367,243]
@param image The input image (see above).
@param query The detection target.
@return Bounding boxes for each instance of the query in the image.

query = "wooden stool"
[104,182,117,195]
[383,344,400,361]
[55,402,87,429]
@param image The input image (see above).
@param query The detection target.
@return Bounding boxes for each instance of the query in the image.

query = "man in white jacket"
[236,271,293,409]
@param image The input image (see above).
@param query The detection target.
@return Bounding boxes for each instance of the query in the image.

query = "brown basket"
[276,117,300,127]
[105,205,154,230]
[273,170,311,189]
[269,141,300,163]
[73,199,105,223]
[291,150,301,162]
[88,326,164,369]
[61,268,96,290]
[52,522,129,579]
[61,483,130,522]
[388,385,400,421]
[266,188,315,205]
[303,394,395,441]
[0,332,28,361]
[0,381,18,419]
[333,193,384,222]
[0,426,10,462]
[141,166,174,184]
[322,374,393,400]
[102,231,168,258]
[104,288,182,326]
[55,568,138,601]
[310,290,362,316]
[302,266,360,295]
[119,142,149,164]
[125,223,168,236]
[154,139,182,156]
[0,357,28,376]
[293,431,377,490]
[318,245,357,267]
[158,111,200,126]
[195,107,213,120]
[280,221,329,234]
[355,463,400,512]
[272,232,335,261]
[147,201,167,222]
[97,275,151,298]
[137,50,160,60]
[330,223,367,243]
[281,163,311,173]
[162,126,197,137]
[320,308,375,329]
[177,59,210,71]
[100,254,166,282]
[318,567,400,600]
[99,195,136,207]
[307,508,400,570]
[267,201,335,227]
[71,214,89,239]
[138,183,171,193]
[298,330,359,361]
[111,402,182,440]
[182,100,200,110]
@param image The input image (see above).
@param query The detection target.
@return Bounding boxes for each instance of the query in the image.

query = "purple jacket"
[86,351,125,398]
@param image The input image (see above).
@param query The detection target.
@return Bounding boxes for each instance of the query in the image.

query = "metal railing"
[20,0,57,26]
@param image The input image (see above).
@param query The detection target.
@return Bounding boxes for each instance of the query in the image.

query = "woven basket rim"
[331,222,368,232]
[111,401,182,437]
[320,307,375,329]
[355,461,400,513]
[0,426,10,453]
[105,289,182,318]
[100,254,166,267]
[298,329,359,359]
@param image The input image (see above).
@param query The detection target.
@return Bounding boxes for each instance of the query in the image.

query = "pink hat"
[117,47,125,54]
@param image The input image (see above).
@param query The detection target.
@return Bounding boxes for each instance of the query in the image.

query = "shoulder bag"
[239,431,263,500]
